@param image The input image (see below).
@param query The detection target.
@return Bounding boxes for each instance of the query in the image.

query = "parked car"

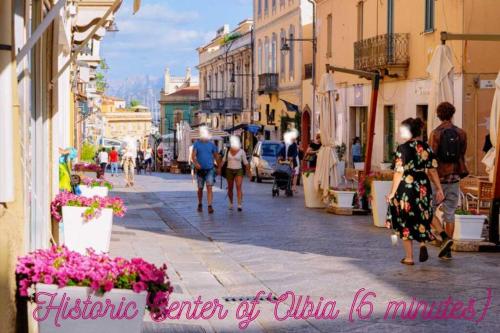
[250,140,282,182]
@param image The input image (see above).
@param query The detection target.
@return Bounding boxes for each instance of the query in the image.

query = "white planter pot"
[354,162,365,170]
[62,206,113,254]
[34,283,146,333]
[330,190,356,208]
[79,185,109,198]
[371,181,392,228]
[453,214,487,240]
[302,173,326,208]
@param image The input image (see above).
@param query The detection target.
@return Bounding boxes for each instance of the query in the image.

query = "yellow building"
[102,105,153,149]
[253,0,313,140]
[316,0,500,173]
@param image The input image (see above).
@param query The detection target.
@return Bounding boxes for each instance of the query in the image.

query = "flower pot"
[34,283,147,333]
[453,214,487,240]
[371,180,392,227]
[62,206,113,254]
[354,162,365,170]
[79,185,109,198]
[329,190,356,208]
[302,173,326,208]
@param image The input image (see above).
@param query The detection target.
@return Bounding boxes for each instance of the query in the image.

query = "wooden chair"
[460,177,479,210]
[466,181,493,214]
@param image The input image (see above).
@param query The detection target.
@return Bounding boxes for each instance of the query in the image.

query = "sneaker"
[237,205,242,212]
[208,206,214,214]
[197,204,203,212]
[441,249,453,260]
[438,238,454,258]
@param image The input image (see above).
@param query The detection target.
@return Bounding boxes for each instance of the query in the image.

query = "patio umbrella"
[314,72,339,197]
[482,72,500,182]
[176,121,191,162]
[427,44,455,134]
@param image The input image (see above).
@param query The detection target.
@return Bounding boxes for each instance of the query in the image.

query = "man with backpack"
[429,102,469,260]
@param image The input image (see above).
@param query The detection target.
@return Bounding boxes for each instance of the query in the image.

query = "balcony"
[223,98,243,113]
[258,73,279,94]
[211,99,225,112]
[354,33,410,78]
[200,100,211,113]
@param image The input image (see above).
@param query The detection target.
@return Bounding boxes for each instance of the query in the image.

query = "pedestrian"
[188,144,195,183]
[386,118,445,265]
[278,130,300,193]
[122,148,136,187]
[223,136,250,211]
[136,148,144,174]
[352,137,362,165]
[429,102,469,260]
[98,148,109,175]
[191,126,221,214]
[109,146,119,177]
[305,132,322,169]
[144,145,153,174]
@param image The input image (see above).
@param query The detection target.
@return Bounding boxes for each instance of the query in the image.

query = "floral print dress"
[386,140,439,242]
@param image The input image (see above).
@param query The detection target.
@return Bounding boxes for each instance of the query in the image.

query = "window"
[280,0,285,9]
[357,1,364,41]
[264,0,269,15]
[272,0,277,13]
[288,25,295,80]
[280,29,286,77]
[264,36,270,73]
[425,0,435,32]
[257,0,262,17]
[258,40,263,74]
[383,106,395,162]
[326,14,333,57]
[271,33,277,73]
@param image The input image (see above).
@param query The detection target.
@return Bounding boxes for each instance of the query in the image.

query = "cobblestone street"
[110,173,500,333]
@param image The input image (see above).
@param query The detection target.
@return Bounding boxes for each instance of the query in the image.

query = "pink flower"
[132,281,147,293]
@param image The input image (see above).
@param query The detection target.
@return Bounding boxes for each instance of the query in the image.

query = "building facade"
[197,20,254,131]
[253,0,313,140]
[102,105,153,149]
[159,86,200,135]
[316,0,500,173]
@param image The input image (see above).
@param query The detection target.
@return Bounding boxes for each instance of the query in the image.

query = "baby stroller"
[272,161,293,197]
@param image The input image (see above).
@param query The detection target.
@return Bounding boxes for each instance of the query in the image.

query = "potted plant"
[301,168,325,208]
[79,177,113,198]
[359,172,393,226]
[16,246,172,333]
[453,209,487,240]
[51,192,126,254]
[328,186,357,208]
[73,162,103,179]
[335,143,347,180]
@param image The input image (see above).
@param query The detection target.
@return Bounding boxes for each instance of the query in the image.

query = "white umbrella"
[176,121,191,162]
[314,72,339,197]
[427,44,455,134]
[482,72,500,182]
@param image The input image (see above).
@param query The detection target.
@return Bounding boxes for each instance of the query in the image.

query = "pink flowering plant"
[81,176,113,190]
[73,162,102,172]
[50,192,126,222]
[16,246,173,317]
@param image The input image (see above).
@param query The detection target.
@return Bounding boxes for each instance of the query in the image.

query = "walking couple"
[386,102,468,265]
[191,127,250,214]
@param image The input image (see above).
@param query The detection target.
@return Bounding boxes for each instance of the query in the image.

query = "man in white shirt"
[98,148,109,175]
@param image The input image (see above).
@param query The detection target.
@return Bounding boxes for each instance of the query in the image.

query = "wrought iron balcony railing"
[223,97,243,113]
[200,100,211,113]
[258,73,279,94]
[354,33,410,77]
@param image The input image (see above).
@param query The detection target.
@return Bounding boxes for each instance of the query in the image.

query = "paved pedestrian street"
[107,173,500,333]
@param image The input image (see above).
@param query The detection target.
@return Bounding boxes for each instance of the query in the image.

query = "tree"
[129,99,141,108]
[96,59,109,93]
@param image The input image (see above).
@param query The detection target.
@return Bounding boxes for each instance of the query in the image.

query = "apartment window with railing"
[424,0,435,32]
[264,0,269,15]
[357,1,364,41]
[289,25,295,80]
[271,33,277,73]
[280,29,286,77]
[272,0,277,13]
[326,14,332,57]
[264,36,270,72]
[257,0,262,18]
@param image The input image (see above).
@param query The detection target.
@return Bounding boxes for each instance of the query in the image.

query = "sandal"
[400,258,415,266]
[197,204,203,212]
[208,206,214,214]
[419,246,429,262]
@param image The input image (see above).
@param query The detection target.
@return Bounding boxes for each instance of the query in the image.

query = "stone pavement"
[108,172,500,333]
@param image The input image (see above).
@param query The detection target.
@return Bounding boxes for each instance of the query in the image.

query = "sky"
[101,0,253,81]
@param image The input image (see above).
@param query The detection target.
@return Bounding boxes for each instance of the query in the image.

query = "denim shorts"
[197,168,216,188]
[432,182,460,223]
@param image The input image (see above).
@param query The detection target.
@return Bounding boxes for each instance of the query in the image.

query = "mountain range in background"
[106,75,163,124]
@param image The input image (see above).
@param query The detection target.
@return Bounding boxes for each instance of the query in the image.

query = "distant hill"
[107,75,162,125]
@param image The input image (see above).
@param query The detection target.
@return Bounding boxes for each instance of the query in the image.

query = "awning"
[223,123,262,134]
[280,99,299,113]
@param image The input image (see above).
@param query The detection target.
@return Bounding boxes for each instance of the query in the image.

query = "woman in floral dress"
[386,118,444,265]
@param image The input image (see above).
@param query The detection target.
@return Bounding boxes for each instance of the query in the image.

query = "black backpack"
[438,126,461,163]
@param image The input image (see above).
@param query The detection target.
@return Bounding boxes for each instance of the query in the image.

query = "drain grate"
[223,295,278,303]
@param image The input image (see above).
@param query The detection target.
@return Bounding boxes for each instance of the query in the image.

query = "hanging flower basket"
[16,246,173,332]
